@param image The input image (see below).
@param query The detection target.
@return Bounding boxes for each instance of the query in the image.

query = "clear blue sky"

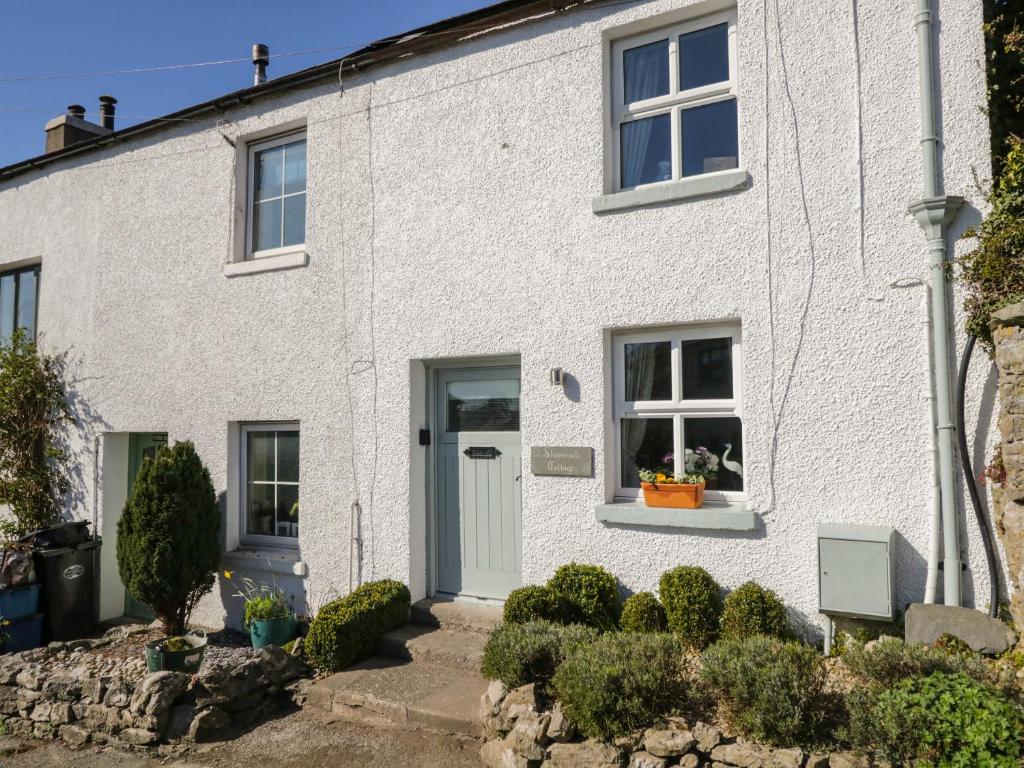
[0,0,495,167]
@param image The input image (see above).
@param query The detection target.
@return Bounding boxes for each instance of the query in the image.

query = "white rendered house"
[0,0,998,634]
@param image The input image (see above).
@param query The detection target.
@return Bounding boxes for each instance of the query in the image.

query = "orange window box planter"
[640,481,705,509]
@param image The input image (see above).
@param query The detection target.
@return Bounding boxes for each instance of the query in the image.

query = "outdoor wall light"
[549,368,565,386]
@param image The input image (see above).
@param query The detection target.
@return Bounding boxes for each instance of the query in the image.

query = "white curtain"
[622,44,665,187]
[622,344,659,485]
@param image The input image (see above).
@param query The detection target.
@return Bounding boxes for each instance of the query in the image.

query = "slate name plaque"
[530,446,594,478]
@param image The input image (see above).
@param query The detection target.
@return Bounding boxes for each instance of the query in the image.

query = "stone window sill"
[222,547,308,576]
[594,499,757,531]
[592,168,750,214]
[224,248,307,277]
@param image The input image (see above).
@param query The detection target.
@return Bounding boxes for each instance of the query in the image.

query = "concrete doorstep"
[305,599,501,739]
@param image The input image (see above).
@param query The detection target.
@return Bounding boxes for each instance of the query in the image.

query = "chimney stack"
[44,101,111,153]
[252,44,269,86]
[98,95,117,130]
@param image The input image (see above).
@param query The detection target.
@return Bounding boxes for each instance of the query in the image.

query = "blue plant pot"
[249,615,297,649]
[0,584,40,622]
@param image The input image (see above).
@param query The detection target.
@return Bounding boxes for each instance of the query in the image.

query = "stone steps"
[411,599,503,635]
[305,656,487,738]
[376,624,487,672]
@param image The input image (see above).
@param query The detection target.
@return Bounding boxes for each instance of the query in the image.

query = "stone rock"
[129,671,190,719]
[119,727,158,746]
[643,726,697,758]
[629,751,668,768]
[678,755,700,768]
[829,753,867,768]
[188,706,231,743]
[15,668,43,691]
[256,645,307,684]
[47,702,74,725]
[493,683,538,733]
[29,701,53,722]
[480,679,507,719]
[59,724,90,746]
[43,674,81,702]
[17,688,41,717]
[480,738,531,768]
[547,740,626,767]
[507,710,550,760]
[693,721,722,753]
[0,685,19,716]
[991,302,1024,331]
[32,722,55,740]
[103,678,133,707]
[711,742,767,768]
[164,704,198,742]
[805,754,830,768]
[547,702,576,743]
[194,659,266,712]
[904,603,1017,654]
[80,677,105,704]
[767,748,806,768]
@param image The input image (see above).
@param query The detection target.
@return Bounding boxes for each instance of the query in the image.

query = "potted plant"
[116,441,220,674]
[684,447,720,490]
[638,467,706,510]
[224,570,297,649]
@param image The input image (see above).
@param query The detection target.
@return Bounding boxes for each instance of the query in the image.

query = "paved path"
[0,710,482,767]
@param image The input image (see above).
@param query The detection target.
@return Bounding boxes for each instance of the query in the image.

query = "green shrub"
[719,581,791,641]
[552,632,688,740]
[847,672,1023,767]
[305,579,411,672]
[548,563,621,629]
[841,637,985,688]
[700,636,835,747]
[116,441,220,635]
[481,620,598,689]
[620,592,668,633]
[659,566,722,649]
[503,585,565,624]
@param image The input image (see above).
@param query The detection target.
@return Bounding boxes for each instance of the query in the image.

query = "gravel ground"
[0,710,483,767]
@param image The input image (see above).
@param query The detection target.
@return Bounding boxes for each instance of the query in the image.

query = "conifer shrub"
[719,581,791,641]
[503,585,565,624]
[620,592,668,633]
[305,579,410,673]
[547,563,622,629]
[659,566,722,649]
[481,620,598,689]
[552,632,688,740]
[116,441,220,635]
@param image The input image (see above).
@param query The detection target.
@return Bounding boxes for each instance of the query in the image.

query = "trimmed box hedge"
[305,579,411,672]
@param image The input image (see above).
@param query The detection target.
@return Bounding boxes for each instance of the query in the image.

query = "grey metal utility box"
[817,524,896,621]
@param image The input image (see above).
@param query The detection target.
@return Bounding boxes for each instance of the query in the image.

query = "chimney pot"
[98,95,117,130]
[67,104,86,120]
[252,43,269,86]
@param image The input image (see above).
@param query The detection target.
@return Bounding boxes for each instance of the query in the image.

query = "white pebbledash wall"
[0,0,998,633]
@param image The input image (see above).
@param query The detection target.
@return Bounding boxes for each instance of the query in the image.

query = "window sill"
[592,168,749,214]
[222,547,308,576]
[224,248,307,277]
[594,499,757,531]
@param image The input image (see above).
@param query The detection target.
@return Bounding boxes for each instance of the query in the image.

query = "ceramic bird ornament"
[722,443,743,477]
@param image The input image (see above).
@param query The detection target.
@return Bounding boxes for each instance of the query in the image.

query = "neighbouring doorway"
[123,433,167,621]
[434,366,522,599]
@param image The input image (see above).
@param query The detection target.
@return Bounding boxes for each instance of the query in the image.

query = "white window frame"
[610,9,739,192]
[240,422,300,548]
[612,324,743,502]
[245,131,307,261]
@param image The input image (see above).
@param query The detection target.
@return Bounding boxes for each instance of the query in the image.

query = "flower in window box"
[637,467,705,509]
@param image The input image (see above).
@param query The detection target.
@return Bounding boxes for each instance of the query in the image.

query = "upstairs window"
[611,11,738,190]
[0,265,40,345]
[246,132,307,259]
[612,325,744,502]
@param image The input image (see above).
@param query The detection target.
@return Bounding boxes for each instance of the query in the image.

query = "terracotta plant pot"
[641,481,705,509]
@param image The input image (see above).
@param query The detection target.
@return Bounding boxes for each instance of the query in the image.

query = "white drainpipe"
[922,285,942,603]
[909,0,964,606]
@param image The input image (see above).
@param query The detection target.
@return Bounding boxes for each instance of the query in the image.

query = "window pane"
[276,484,299,538]
[247,431,276,482]
[278,431,300,482]
[681,99,738,177]
[681,338,732,399]
[623,39,670,103]
[447,379,521,432]
[16,269,37,341]
[283,194,306,247]
[0,274,15,346]
[624,341,672,400]
[247,482,276,536]
[254,145,284,201]
[253,198,283,253]
[683,417,743,491]
[620,113,672,187]
[679,23,729,90]
[283,140,307,195]
[620,417,674,488]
